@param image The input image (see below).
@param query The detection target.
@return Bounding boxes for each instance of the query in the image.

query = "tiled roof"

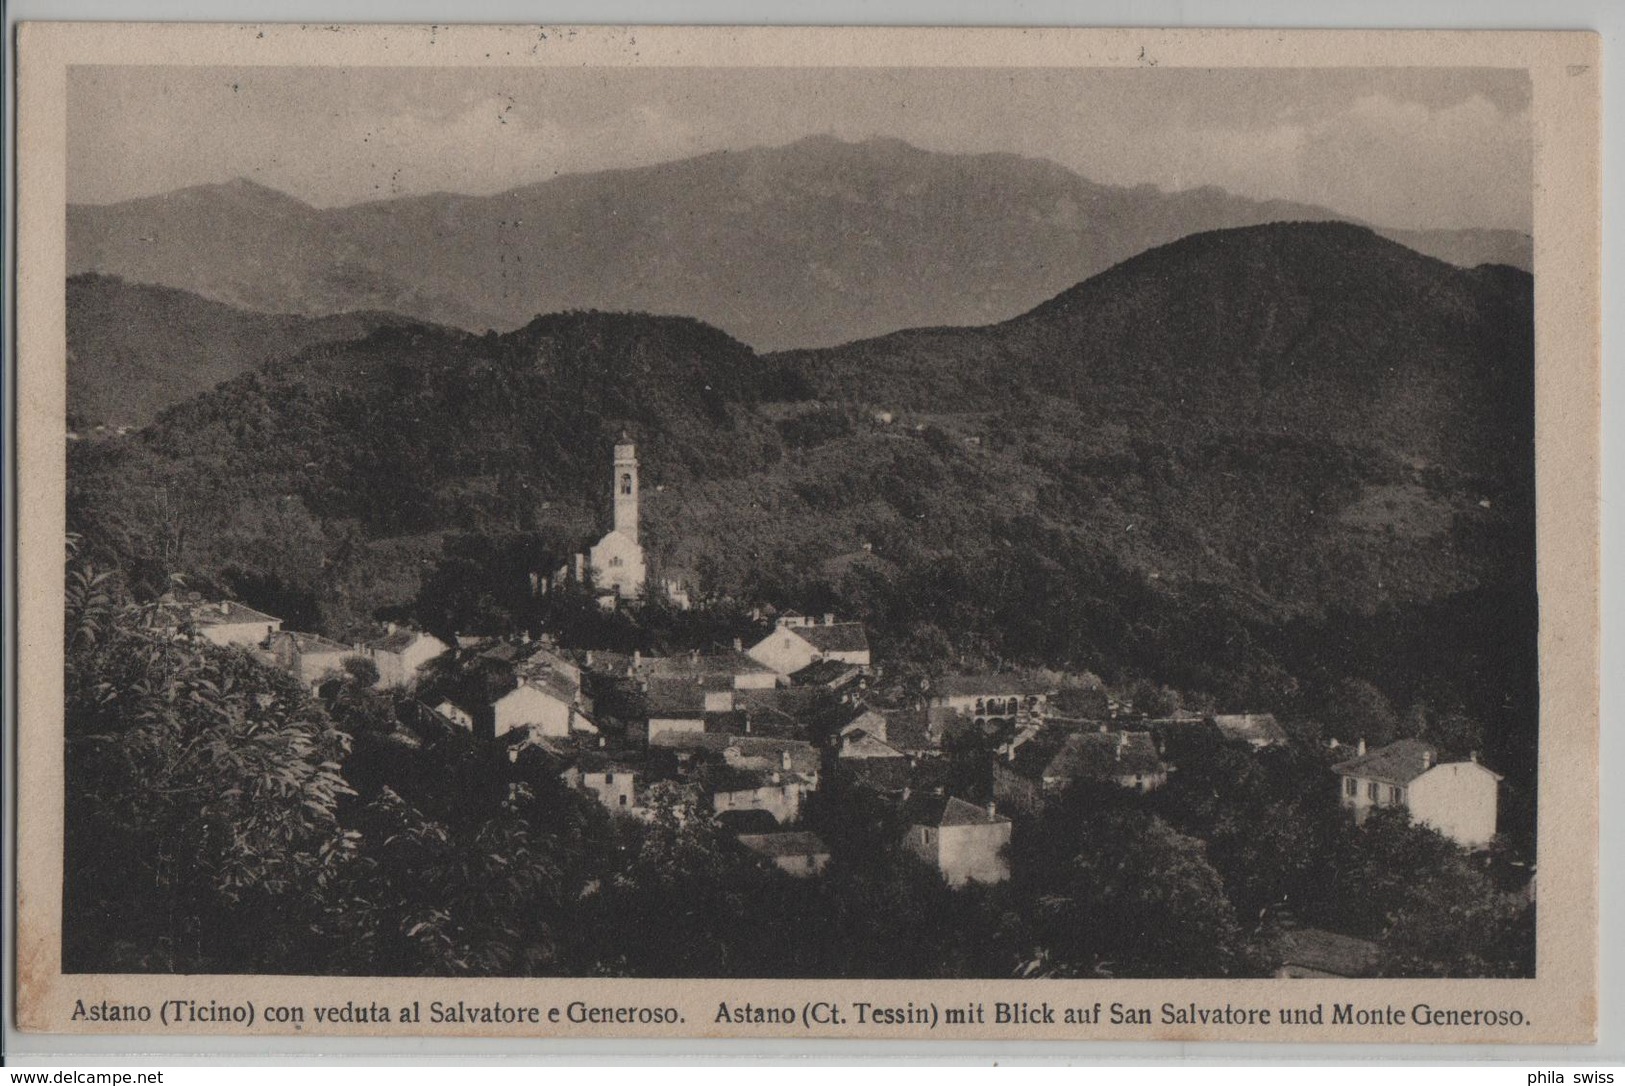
[905,794,1009,828]
[839,731,905,759]
[789,623,870,654]
[737,831,829,859]
[790,659,865,687]
[1331,739,1440,785]
[881,707,950,752]
[368,627,445,655]
[642,650,777,680]
[646,675,730,715]
[191,600,281,626]
[1274,928,1380,978]
[650,731,820,775]
[1008,729,1164,782]
[268,630,351,655]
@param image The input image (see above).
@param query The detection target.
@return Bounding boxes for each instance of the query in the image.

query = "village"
[162,437,1508,978]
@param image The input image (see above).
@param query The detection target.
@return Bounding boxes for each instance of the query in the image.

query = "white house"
[928,673,1053,724]
[561,752,640,815]
[902,795,1012,887]
[747,614,871,676]
[365,624,449,689]
[1332,738,1502,848]
[189,600,282,648]
[262,630,354,689]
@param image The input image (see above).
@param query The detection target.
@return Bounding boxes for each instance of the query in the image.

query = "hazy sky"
[67,65,1532,232]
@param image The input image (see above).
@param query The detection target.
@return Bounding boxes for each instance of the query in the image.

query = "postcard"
[13,23,1601,1044]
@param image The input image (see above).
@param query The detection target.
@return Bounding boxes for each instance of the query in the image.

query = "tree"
[1013,802,1249,978]
[64,546,359,972]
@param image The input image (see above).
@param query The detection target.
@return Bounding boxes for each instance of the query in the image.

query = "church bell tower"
[613,436,639,545]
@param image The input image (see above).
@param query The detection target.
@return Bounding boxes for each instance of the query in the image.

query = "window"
[1367,781,1380,802]
[610,556,623,568]
[1390,786,1404,804]
[620,473,633,495]
[618,794,629,807]
[1344,777,1357,797]
[604,772,614,784]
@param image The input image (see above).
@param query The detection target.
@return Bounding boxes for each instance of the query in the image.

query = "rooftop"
[785,622,871,654]
[1331,738,1442,785]
[1007,729,1165,782]
[190,599,281,627]
[904,794,1010,828]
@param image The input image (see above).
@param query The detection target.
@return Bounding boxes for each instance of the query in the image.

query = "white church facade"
[588,438,647,599]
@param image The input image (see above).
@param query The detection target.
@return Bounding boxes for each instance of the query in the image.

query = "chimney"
[733,637,743,652]
[598,735,606,749]
[633,650,641,666]
[1357,738,1367,756]
[386,621,398,634]
[1422,748,1434,770]
[220,601,230,615]
[824,613,835,625]
[781,750,792,770]
[902,786,912,802]
[1470,750,1480,764]
[987,800,997,819]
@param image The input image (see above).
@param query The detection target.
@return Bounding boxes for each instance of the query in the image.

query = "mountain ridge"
[68,137,1532,351]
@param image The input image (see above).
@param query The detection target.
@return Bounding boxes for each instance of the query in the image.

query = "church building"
[588,437,647,600]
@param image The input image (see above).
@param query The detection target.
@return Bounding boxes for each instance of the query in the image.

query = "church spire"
[613,435,639,545]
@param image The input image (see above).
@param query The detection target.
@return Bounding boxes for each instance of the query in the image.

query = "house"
[789,658,866,691]
[365,624,449,689]
[640,648,780,691]
[842,753,951,800]
[993,728,1168,814]
[1332,738,1501,848]
[737,831,831,877]
[747,614,871,676]
[902,795,1012,887]
[838,705,952,755]
[1210,712,1289,749]
[1272,928,1380,979]
[881,707,958,755]
[560,751,641,815]
[262,630,355,689]
[650,732,820,824]
[837,729,906,760]
[435,661,596,743]
[188,600,283,648]
[928,673,1053,725]
[646,674,737,722]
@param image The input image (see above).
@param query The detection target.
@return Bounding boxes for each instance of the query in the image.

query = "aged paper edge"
[12,22,1603,1045]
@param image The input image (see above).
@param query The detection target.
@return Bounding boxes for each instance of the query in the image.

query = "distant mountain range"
[68,135,1531,352]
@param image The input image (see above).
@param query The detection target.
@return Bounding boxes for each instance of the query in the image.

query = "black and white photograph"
[12,23,1602,1045]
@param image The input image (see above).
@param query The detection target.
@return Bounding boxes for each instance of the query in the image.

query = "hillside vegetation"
[67,222,1537,791]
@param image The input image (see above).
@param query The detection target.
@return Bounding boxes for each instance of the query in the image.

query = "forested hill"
[67,221,1536,779]
[67,274,425,429]
[68,136,1531,351]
